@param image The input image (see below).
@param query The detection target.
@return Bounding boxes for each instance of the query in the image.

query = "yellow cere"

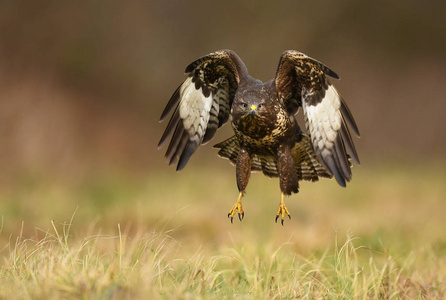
[250,105,257,110]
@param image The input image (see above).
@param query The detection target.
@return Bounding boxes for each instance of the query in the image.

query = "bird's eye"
[258,103,263,109]
[241,103,247,108]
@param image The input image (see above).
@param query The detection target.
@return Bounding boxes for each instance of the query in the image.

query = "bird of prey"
[158,50,360,225]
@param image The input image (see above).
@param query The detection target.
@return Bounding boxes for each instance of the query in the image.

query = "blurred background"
[0,1,445,249]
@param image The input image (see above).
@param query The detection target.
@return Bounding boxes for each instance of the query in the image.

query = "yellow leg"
[275,193,291,225]
[228,192,244,223]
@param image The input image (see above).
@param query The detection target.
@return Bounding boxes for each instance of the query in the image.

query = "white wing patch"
[179,77,214,145]
[303,84,341,150]
[303,84,351,186]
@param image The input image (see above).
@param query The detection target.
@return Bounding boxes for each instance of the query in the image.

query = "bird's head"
[232,89,269,122]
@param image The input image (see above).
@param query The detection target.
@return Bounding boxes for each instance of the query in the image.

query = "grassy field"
[0,162,445,299]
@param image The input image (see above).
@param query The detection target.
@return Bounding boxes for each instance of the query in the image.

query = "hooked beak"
[249,104,257,116]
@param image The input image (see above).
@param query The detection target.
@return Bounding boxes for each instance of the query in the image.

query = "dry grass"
[0,163,445,298]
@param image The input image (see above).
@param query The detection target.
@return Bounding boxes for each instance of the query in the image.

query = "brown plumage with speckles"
[159,50,360,225]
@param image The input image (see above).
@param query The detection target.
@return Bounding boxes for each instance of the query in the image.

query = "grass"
[2,224,443,299]
[0,162,445,298]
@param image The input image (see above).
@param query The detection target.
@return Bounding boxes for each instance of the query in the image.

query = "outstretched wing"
[158,50,247,171]
[274,50,360,187]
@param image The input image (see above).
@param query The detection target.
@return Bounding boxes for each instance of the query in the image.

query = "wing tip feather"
[160,85,182,121]
[176,141,199,171]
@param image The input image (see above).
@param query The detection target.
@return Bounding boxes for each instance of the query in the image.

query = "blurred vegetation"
[0,165,445,298]
[0,1,445,297]
[3,226,445,298]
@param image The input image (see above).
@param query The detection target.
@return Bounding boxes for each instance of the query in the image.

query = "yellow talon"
[275,193,291,225]
[228,192,244,223]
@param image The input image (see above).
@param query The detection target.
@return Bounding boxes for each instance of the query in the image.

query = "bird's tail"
[214,135,332,182]
[291,135,332,181]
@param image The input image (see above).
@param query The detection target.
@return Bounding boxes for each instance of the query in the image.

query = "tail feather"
[214,136,239,165]
[214,135,332,182]
[292,135,332,181]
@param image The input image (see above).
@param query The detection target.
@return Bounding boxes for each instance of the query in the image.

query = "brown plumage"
[158,50,360,225]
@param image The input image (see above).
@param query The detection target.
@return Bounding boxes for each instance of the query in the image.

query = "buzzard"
[158,50,360,225]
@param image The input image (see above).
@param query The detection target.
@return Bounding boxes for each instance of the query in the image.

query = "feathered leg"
[228,148,252,223]
[275,144,298,225]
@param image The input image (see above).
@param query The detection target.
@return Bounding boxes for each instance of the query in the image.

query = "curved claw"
[228,213,234,224]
